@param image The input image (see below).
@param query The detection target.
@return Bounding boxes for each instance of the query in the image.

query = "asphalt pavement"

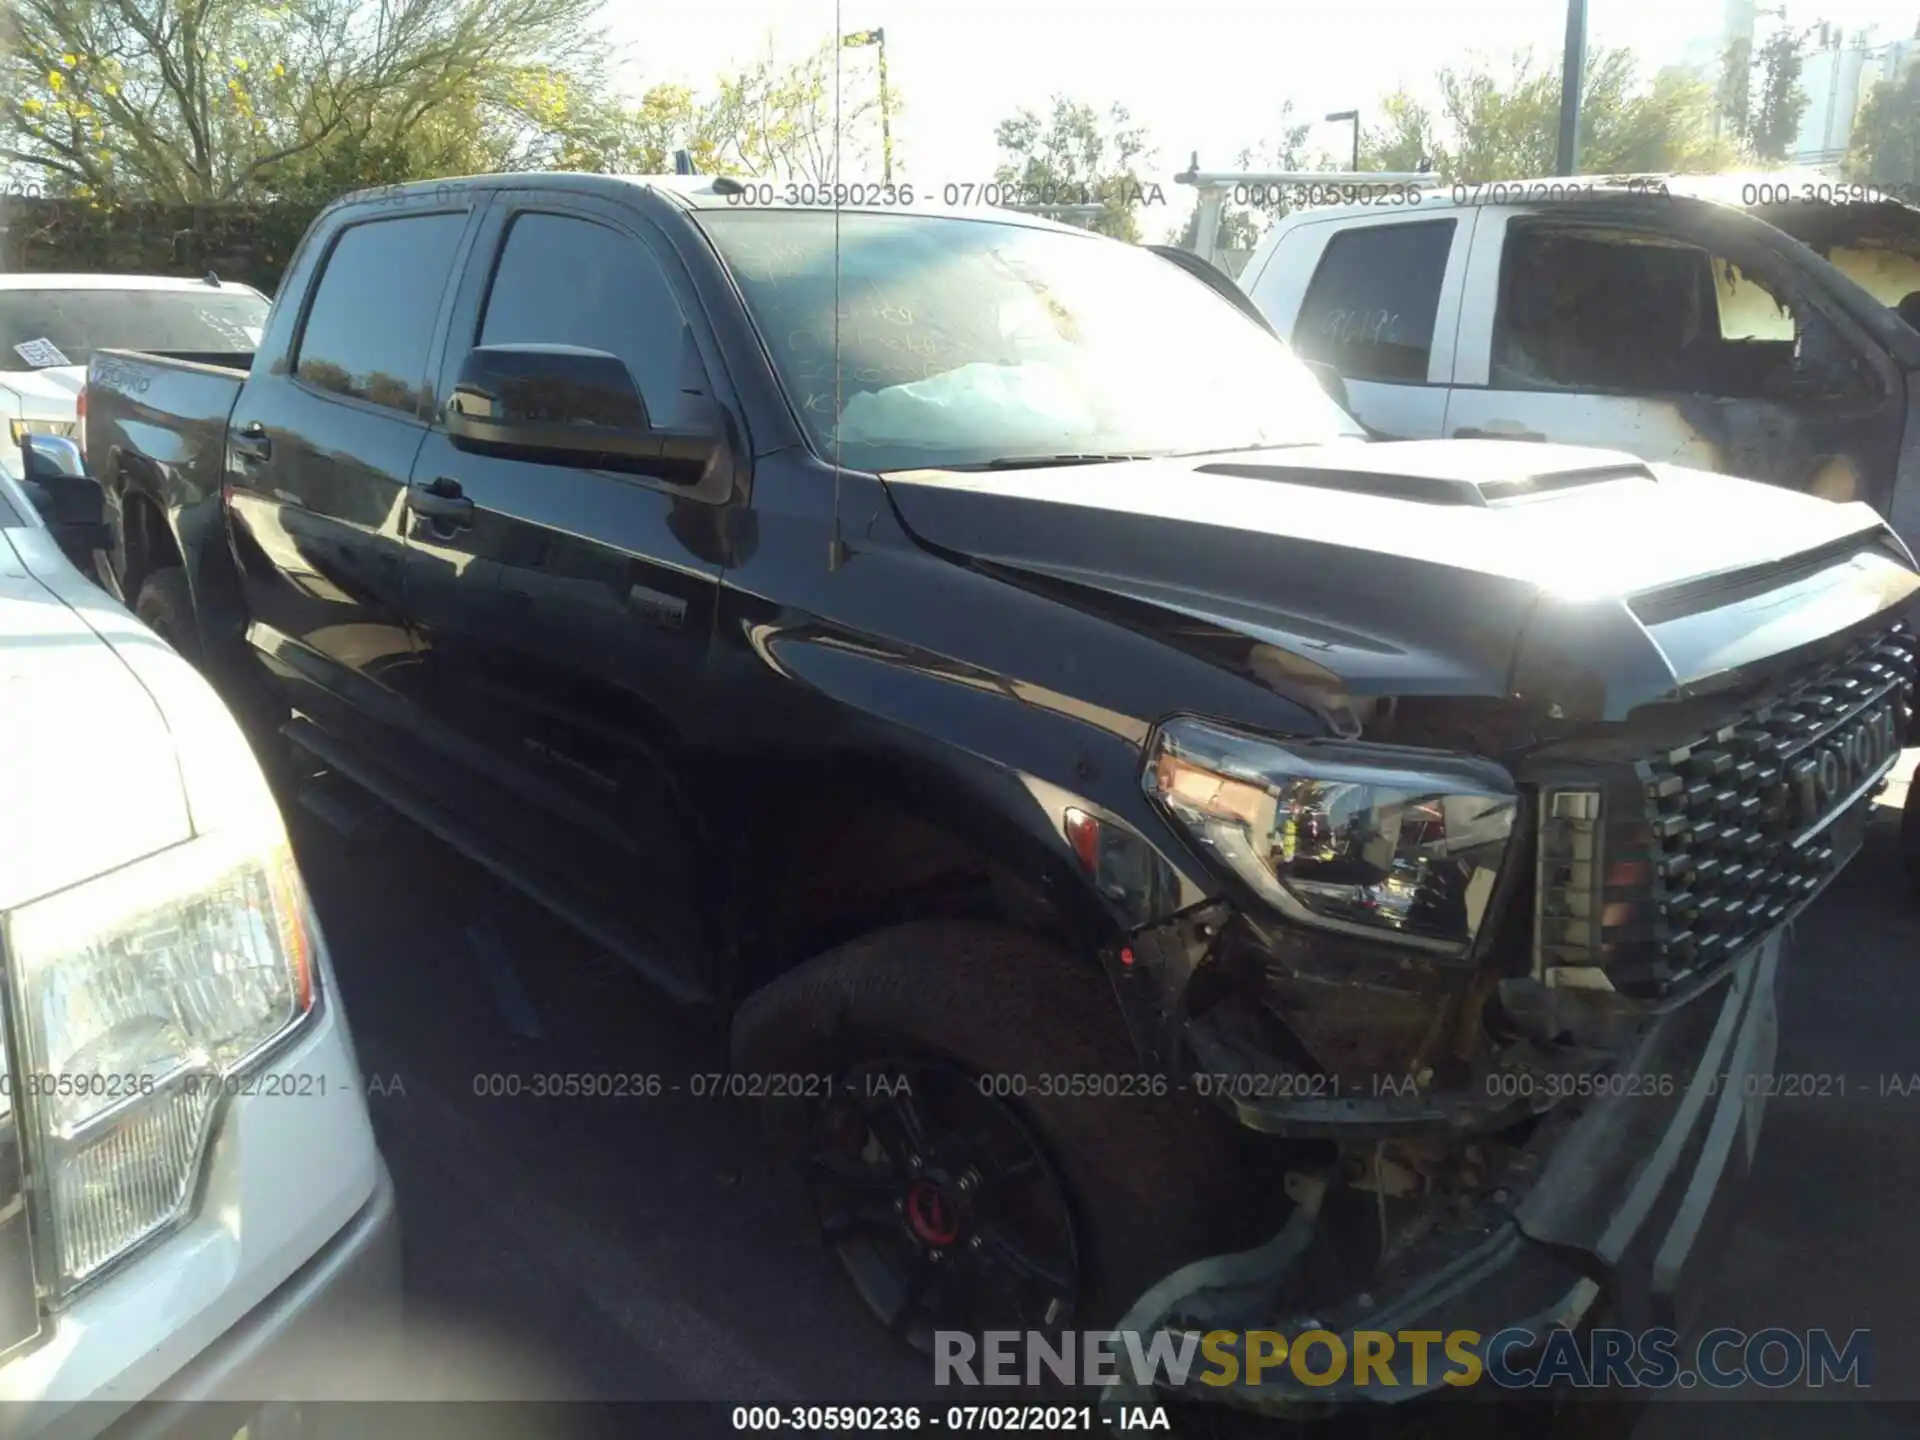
[294,753,1920,1436]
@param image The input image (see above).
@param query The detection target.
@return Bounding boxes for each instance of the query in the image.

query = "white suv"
[0,436,398,1435]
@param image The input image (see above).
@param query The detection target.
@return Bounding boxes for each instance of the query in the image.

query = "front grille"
[1637,625,1916,976]
[1534,622,1917,994]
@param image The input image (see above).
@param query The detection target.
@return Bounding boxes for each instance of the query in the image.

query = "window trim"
[1289,215,1462,387]
[287,206,478,425]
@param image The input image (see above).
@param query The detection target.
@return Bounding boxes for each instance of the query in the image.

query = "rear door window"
[1292,220,1457,383]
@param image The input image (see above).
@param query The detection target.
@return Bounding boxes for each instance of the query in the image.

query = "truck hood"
[0,531,193,910]
[881,440,1916,723]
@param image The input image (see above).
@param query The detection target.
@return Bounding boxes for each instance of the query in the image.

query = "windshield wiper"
[951,452,1163,471]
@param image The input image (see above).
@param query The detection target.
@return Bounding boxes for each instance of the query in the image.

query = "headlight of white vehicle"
[1144,717,1520,952]
[3,829,314,1296]
[8,419,78,444]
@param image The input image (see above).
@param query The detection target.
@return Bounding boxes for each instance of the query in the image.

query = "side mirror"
[18,434,109,571]
[1303,360,1351,413]
[445,344,719,484]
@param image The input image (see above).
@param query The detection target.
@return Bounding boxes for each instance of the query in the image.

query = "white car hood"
[0,532,193,910]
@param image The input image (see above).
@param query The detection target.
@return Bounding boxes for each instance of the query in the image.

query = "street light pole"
[843,28,893,186]
[1326,110,1360,172]
[1557,0,1588,176]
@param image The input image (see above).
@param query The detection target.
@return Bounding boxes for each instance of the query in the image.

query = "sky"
[604,0,1919,219]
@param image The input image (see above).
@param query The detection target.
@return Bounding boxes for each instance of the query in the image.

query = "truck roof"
[1272,167,1910,227]
[339,172,1091,235]
[0,272,264,293]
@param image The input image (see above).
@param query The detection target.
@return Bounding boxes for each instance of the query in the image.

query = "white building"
[1791,25,1920,166]
[1659,6,1919,170]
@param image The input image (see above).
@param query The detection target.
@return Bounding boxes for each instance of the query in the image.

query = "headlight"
[1144,717,1519,951]
[3,830,314,1296]
[9,419,77,444]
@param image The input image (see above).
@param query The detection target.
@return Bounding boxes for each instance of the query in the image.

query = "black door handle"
[407,478,474,525]
[1453,426,1548,442]
[232,423,271,463]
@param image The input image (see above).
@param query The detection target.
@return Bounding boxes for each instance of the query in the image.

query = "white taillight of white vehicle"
[3,829,314,1296]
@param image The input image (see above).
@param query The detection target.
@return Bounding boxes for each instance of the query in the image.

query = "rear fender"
[103,442,248,658]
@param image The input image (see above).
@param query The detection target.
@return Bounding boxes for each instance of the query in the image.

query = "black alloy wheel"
[805,1052,1080,1353]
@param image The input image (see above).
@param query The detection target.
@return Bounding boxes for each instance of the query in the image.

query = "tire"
[133,567,202,667]
[732,920,1255,1338]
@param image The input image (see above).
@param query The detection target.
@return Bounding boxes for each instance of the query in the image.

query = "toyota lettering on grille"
[1783,694,1903,842]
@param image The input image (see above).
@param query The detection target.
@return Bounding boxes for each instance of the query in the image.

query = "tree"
[0,0,628,203]
[1718,31,1755,145]
[0,6,902,206]
[1739,27,1812,164]
[992,95,1156,241]
[1360,47,1736,183]
[702,37,893,186]
[1848,62,1920,186]
[1359,93,1439,174]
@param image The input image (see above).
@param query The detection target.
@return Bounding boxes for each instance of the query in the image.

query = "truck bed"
[87,347,251,479]
[86,347,253,613]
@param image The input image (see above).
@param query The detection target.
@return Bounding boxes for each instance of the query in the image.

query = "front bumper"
[1110,926,1787,1414]
[92,1160,401,1439]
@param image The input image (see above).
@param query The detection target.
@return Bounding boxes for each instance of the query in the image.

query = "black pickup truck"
[85,173,1919,1414]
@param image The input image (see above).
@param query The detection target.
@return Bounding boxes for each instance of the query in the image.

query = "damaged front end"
[1100,621,1918,1416]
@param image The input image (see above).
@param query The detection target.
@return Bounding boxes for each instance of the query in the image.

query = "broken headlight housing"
[3,829,314,1297]
[1144,717,1519,952]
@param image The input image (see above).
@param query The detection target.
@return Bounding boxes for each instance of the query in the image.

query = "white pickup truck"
[0,274,270,482]
[1224,172,1920,896]
[0,434,398,1436]
[1234,173,1920,557]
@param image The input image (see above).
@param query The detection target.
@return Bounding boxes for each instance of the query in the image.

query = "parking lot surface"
[299,754,1920,1432]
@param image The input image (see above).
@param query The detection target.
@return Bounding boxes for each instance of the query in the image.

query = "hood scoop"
[1197,452,1657,507]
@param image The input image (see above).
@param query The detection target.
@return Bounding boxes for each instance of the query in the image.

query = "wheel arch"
[109,450,186,610]
[724,746,1126,999]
